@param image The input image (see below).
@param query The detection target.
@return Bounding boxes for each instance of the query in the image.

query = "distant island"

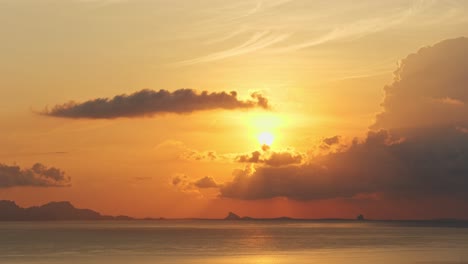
[224,211,295,221]
[222,212,363,221]
[0,200,133,221]
[1,201,466,225]
[0,201,367,222]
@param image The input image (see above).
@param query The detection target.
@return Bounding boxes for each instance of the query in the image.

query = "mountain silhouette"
[0,200,133,221]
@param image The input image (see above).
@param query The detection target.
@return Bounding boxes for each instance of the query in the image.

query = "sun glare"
[258,132,274,146]
[246,112,282,147]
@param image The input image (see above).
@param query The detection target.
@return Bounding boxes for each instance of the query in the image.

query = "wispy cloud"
[174,31,290,66]
[269,1,433,53]
[203,26,249,45]
[175,0,441,66]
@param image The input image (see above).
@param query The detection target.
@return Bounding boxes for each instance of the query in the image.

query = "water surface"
[1,220,467,264]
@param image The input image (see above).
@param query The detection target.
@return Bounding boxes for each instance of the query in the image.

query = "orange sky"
[1,0,468,219]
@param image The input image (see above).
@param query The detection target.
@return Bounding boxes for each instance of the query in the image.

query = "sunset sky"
[1,0,468,219]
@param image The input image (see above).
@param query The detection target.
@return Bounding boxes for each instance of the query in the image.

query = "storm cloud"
[0,163,70,188]
[44,89,269,119]
[218,37,468,201]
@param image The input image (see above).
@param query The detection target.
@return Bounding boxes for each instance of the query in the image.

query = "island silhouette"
[1,200,467,227]
[0,200,133,221]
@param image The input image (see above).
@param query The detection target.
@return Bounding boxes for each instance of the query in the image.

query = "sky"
[1,0,468,219]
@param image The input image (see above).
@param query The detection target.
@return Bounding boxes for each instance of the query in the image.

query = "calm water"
[0,220,467,264]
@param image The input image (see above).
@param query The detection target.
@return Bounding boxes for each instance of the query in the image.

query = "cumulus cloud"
[0,163,70,188]
[236,148,304,167]
[220,128,468,200]
[216,37,468,202]
[372,37,468,130]
[43,89,269,119]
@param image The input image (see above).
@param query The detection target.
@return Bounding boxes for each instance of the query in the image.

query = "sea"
[0,220,467,264]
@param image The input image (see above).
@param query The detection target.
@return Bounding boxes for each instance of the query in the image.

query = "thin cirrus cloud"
[43,89,269,119]
[0,163,70,188]
[268,0,433,54]
[174,31,290,66]
[175,0,441,66]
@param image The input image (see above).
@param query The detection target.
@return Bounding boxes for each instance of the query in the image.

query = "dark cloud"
[322,136,341,146]
[194,176,219,188]
[220,128,468,200]
[217,38,468,202]
[0,163,70,188]
[43,89,270,119]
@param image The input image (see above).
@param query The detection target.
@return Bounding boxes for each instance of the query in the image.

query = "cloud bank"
[217,37,468,202]
[0,163,70,188]
[44,89,269,119]
[220,129,468,200]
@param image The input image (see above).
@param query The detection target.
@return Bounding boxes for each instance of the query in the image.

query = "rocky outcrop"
[224,212,241,220]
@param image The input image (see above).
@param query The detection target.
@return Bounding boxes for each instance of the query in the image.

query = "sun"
[258,132,274,146]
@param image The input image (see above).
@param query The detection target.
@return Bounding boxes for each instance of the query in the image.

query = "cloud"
[43,89,269,119]
[372,37,468,130]
[172,176,183,186]
[154,140,229,163]
[0,163,70,188]
[216,37,468,202]
[171,175,219,194]
[175,31,289,66]
[220,128,468,200]
[322,136,341,146]
[194,176,219,189]
[269,0,434,54]
[236,148,304,167]
[237,151,262,163]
